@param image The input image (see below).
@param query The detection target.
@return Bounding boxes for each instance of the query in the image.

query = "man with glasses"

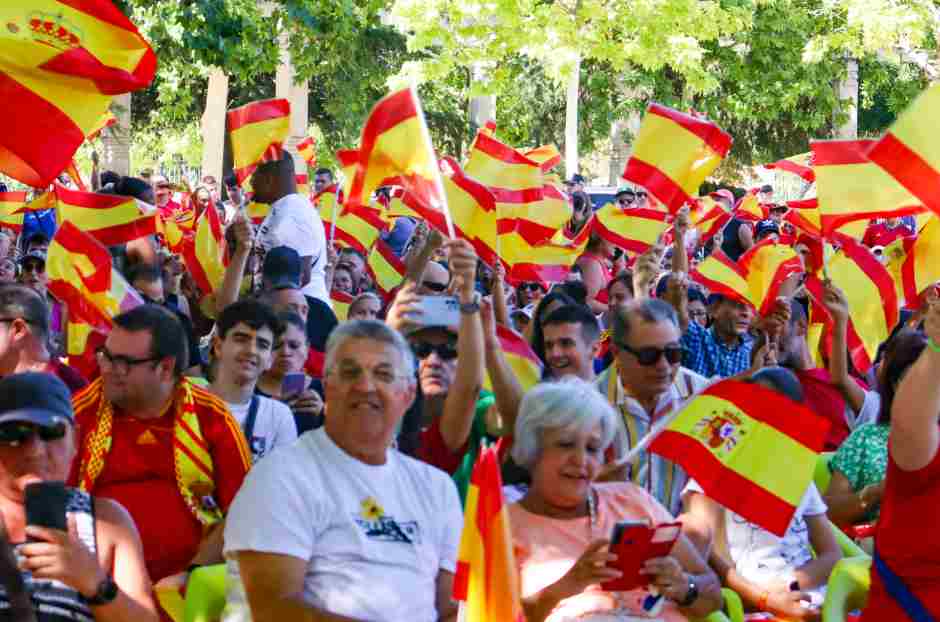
[18,250,48,297]
[224,320,463,622]
[0,283,87,392]
[596,298,710,513]
[615,188,636,210]
[417,260,450,296]
[69,305,251,593]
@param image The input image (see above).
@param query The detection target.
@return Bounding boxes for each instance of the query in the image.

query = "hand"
[820,280,849,324]
[550,540,621,601]
[642,556,689,604]
[231,214,254,254]
[924,287,940,344]
[445,238,478,298]
[674,206,691,237]
[756,297,791,342]
[285,388,323,420]
[494,260,506,284]
[20,515,106,598]
[385,282,424,334]
[665,272,689,309]
[765,589,819,621]
[749,338,778,372]
[860,481,885,507]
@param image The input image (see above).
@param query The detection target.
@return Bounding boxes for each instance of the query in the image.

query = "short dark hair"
[554,281,587,306]
[276,311,307,336]
[878,328,927,424]
[216,299,282,342]
[314,168,333,179]
[223,172,238,189]
[748,366,804,403]
[606,271,635,297]
[113,177,152,202]
[125,262,162,286]
[100,171,121,187]
[542,304,601,345]
[0,283,49,338]
[113,304,189,375]
[612,298,678,347]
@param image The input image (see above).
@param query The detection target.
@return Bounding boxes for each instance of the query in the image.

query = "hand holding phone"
[601,521,682,592]
[25,481,69,533]
[281,372,307,399]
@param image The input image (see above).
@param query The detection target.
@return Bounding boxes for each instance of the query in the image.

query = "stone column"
[834,56,859,139]
[201,67,229,185]
[468,94,496,133]
[275,31,309,172]
[564,56,581,179]
[101,93,131,176]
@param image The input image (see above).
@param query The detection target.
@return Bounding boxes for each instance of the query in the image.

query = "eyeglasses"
[421,280,448,293]
[617,196,635,204]
[328,364,407,386]
[616,342,683,366]
[520,282,544,292]
[95,347,161,375]
[20,262,44,274]
[412,342,458,361]
[0,421,68,446]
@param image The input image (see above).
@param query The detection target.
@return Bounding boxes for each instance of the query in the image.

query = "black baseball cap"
[760,184,773,193]
[0,373,74,427]
[615,188,636,199]
[756,219,780,239]
[565,174,586,185]
[262,246,301,290]
[19,250,46,267]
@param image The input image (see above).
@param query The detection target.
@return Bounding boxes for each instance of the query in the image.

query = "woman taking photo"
[508,378,722,622]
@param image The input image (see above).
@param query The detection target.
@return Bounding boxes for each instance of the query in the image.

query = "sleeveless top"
[4,487,97,622]
[578,251,612,304]
[720,217,749,261]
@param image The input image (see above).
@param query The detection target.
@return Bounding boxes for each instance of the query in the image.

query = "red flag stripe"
[487,186,545,204]
[811,140,874,165]
[226,98,291,131]
[622,159,694,211]
[867,132,940,217]
[765,159,815,182]
[473,132,542,167]
[838,238,900,335]
[649,104,733,157]
[495,324,540,363]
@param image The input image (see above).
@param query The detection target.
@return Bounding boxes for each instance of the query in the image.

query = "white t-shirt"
[225,395,297,463]
[223,428,462,622]
[683,479,827,593]
[257,193,329,305]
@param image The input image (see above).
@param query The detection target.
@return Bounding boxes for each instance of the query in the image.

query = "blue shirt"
[681,320,754,378]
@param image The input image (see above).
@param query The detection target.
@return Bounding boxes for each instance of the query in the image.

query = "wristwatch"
[459,292,481,315]
[678,577,699,607]
[85,574,119,606]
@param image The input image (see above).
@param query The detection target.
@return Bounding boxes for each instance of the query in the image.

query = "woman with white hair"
[508,377,722,622]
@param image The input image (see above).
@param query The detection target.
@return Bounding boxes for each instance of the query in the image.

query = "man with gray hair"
[595,298,709,514]
[224,319,462,622]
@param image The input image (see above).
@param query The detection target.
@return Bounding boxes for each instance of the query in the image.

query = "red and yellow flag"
[623,104,732,213]
[763,152,815,182]
[50,184,156,246]
[503,216,591,285]
[86,110,117,141]
[344,88,452,234]
[592,203,670,254]
[650,379,829,536]
[691,251,751,306]
[453,445,524,622]
[0,1,156,188]
[331,290,354,321]
[867,84,940,218]
[885,215,940,309]
[811,139,925,234]
[690,196,732,242]
[692,242,802,315]
[734,192,765,222]
[483,324,542,394]
[366,239,406,300]
[181,198,227,299]
[0,191,29,231]
[64,160,87,191]
[46,220,144,332]
[245,201,271,225]
[227,98,291,186]
[295,173,310,197]
[296,136,316,165]
[322,200,384,255]
[783,198,869,241]
[522,144,562,173]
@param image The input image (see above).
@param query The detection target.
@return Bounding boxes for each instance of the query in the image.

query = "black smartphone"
[25,481,69,532]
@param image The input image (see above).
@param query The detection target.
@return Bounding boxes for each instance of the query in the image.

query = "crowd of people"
[0,156,936,622]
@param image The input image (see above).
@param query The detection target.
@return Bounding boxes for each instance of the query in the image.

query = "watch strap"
[85,575,118,606]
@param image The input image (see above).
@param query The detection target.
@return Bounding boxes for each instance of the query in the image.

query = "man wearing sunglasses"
[0,373,159,622]
[417,261,450,296]
[69,305,251,595]
[615,188,636,210]
[595,299,710,513]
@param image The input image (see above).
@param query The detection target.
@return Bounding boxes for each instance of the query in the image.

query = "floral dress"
[830,423,890,522]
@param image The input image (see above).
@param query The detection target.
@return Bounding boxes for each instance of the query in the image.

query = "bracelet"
[928,337,940,353]
[757,590,769,611]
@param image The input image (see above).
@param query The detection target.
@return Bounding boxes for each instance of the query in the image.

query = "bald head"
[250,152,296,204]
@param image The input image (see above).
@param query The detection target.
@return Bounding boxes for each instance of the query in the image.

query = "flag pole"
[611,404,684,470]
[410,85,456,240]
[330,185,339,246]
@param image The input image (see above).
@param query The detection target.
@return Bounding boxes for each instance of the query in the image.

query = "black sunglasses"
[421,280,448,293]
[412,342,458,361]
[0,421,68,446]
[617,342,683,366]
[520,282,545,292]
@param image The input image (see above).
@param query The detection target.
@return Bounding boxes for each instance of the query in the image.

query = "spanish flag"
[522,144,562,173]
[502,216,591,285]
[65,321,107,381]
[295,174,310,197]
[811,139,924,234]
[0,1,156,188]
[321,201,384,255]
[296,136,317,165]
[867,84,940,218]
[331,290,354,321]
[181,198,227,299]
[366,239,406,299]
[690,196,732,242]
[46,220,144,332]
[734,192,765,222]
[783,198,869,241]
[691,251,751,307]
[483,324,542,394]
[885,215,940,309]
[623,104,732,213]
[156,215,187,253]
[452,445,524,622]
[86,110,118,141]
[803,237,898,374]
[592,203,670,254]
[344,88,452,235]
[227,98,291,186]
[738,241,804,315]
[0,191,29,231]
[245,201,271,225]
[650,379,829,536]
[763,152,815,183]
[51,184,156,246]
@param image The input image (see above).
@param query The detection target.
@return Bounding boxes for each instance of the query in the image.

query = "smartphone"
[281,372,307,398]
[601,521,682,592]
[25,481,70,532]
[416,295,460,330]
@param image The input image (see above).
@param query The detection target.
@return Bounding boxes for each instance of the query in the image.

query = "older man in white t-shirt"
[224,320,462,622]
[252,153,330,307]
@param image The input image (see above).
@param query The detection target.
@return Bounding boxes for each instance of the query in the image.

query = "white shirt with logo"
[225,395,297,463]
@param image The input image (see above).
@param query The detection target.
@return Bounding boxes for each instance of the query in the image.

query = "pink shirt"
[508,482,688,622]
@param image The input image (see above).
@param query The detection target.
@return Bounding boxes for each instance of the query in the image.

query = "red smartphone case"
[600,521,682,592]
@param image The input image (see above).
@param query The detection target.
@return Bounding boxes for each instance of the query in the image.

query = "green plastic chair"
[822,556,871,622]
[693,587,744,622]
[183,564,227,622]
[830,519,868,559]
[814,452,835,495]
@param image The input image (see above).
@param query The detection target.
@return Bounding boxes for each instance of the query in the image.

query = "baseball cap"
[756,219,780,239]
[262,246,301,290]
[760,184,773,194]
[615,188,636,200]
[0,373,74,427]
[710,189,735,204]
[565,174,586,185]
[19,250,46,266]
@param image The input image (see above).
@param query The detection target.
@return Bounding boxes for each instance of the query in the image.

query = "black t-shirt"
[305,295,338,352]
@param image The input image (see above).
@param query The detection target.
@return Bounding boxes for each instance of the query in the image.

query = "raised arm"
[215,214,253,316]
[820,281,867,414]
[890,294,940,471]
[491,261,511,328]
[480,297,525,437]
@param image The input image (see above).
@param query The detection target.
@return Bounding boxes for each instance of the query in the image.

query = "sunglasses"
[421,280,448,293]
[617,342,683,366]
[520,282,544,292]
[412,342,458,361]
[0,421,68,446]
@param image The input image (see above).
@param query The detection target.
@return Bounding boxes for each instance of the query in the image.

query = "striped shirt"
[681,320,754,379]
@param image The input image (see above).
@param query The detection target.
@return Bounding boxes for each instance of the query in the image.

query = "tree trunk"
[564,56,581,179]
[275,30,309,174]
[201,67,229,186]
[835,57,859,139]
[102,93,131,176]
[468,94,496,134]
